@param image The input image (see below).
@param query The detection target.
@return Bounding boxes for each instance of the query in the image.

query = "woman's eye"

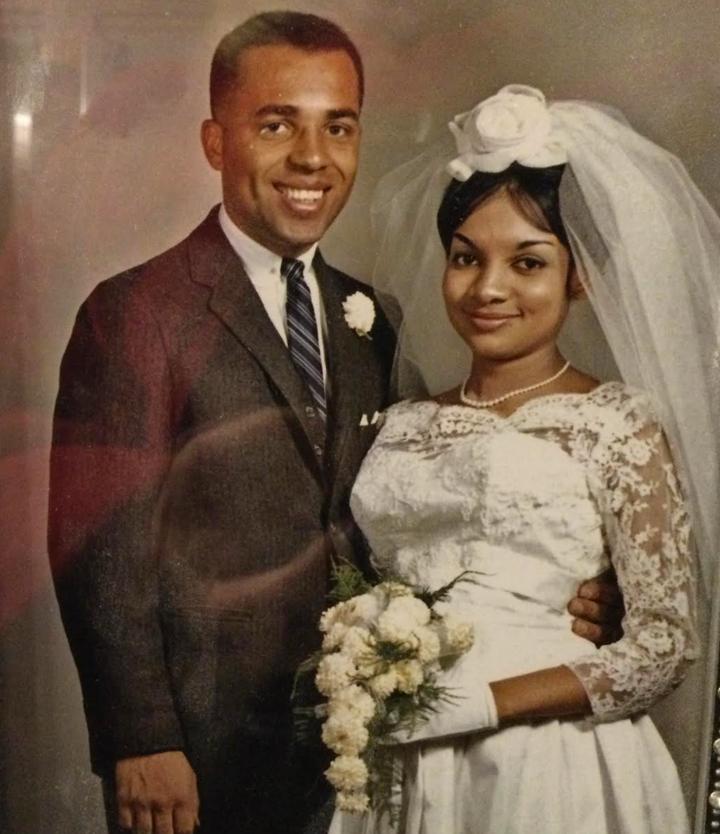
[515,256,545,271]
[450,252,477,267]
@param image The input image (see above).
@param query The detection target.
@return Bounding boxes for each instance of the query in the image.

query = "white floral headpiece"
[447,84,568,180]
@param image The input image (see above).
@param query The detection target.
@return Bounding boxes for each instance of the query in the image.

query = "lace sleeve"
[566,396,699,722]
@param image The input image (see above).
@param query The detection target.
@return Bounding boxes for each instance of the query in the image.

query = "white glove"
[391,680,499,744]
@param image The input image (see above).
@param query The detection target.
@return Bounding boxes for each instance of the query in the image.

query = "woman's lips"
[465,312,520,332]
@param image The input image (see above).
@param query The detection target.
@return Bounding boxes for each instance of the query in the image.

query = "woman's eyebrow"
[516,239,555,250]
[451,232,555,250]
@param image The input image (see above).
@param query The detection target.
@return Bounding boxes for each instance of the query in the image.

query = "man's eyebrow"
[255,104,298,118]
[327,108,359,121]
[254,105,359,121]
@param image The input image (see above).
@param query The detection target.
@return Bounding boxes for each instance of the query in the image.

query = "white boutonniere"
[343,292,375,338]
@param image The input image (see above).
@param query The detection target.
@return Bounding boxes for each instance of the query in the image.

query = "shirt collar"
[219,204,319,279]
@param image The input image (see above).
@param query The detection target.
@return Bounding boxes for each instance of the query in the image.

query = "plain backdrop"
[1,1,719,831]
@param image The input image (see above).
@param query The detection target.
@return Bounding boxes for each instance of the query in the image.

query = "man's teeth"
[284,188,323,202]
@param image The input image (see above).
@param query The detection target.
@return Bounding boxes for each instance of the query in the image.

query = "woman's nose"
[467,262,508,303]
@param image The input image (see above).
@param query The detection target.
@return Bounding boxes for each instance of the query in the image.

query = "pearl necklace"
[459,361,571,409]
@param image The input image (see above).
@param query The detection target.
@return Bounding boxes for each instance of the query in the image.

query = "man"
[48,11,620,834]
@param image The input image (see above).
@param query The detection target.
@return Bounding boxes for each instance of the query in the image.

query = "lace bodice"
[350,382,698,722]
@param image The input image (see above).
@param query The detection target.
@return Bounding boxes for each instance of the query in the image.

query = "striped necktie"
[283,257,327,421]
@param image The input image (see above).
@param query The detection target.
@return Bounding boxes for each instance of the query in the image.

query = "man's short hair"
[210,11,364,117]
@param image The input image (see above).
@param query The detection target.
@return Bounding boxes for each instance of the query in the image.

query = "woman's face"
[442,189,574,364]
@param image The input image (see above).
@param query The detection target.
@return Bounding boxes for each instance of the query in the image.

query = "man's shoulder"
[87,207,222,308]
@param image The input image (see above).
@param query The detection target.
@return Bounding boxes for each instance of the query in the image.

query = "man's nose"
[287,128,329,172]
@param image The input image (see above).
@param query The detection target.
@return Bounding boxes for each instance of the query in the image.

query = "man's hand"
[116,751,199,834]
[568,569,625,646]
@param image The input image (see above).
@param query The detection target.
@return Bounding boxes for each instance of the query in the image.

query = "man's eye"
[327,123,353,137]
[260,122,289,136]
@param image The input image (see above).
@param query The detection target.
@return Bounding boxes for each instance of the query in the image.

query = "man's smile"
[275,183,330,214]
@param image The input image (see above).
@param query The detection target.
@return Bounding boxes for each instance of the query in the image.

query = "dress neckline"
[418,380,621,421]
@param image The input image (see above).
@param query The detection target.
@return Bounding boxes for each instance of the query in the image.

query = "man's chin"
[272,220,332,257]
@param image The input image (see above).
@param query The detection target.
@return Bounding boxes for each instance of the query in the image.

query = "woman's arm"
[490,666,590,723]
[492,402,698,727]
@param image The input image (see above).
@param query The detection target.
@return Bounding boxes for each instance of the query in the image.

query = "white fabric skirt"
[328,713,689,834]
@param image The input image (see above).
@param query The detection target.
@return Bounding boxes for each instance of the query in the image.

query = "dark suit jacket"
[48,207,394,831]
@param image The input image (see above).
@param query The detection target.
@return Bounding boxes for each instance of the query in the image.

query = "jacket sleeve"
[49,277,184,769]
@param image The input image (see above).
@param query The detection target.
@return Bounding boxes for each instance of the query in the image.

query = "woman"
[329,85,720,833]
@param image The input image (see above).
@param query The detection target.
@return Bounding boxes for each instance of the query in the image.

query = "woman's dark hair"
[436,163,568,253]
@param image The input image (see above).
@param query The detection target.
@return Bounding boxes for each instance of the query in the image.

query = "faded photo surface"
[1,1,719,832]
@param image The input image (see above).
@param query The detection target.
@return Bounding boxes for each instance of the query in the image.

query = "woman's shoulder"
[584,380,664,439]
[587,380,658,416]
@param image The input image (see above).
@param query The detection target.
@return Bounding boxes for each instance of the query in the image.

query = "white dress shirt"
[219,204,329,386]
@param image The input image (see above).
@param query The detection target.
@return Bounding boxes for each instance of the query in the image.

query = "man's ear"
[201,119,223,171]
[567,265,586,301]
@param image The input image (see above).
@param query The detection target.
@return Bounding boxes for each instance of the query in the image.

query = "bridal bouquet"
[294,561,476,821]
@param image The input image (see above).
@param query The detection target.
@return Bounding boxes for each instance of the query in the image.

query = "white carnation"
[328,684,376,724]
[336,790,370,813]
[376,596,431,643]
[368,669,399,699]
[414,625,441,664]
[325,703,361,729]
[320,601,353,633]
[339,625,375,662]
[394,659,424,694]
[439,614,475,656]
[388,596,431,626]
[347,592,383,624]
[322,621,349,651]
[322,713,369,756]
[325,755,369,792]
[316,653,357,698]
[375,611,414,644]
[342,292,375,338]
[321,594,383,634]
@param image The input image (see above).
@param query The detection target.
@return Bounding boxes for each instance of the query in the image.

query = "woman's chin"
[464,341,530,365]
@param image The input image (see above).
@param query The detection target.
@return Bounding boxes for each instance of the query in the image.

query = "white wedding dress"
[329,382,697,834]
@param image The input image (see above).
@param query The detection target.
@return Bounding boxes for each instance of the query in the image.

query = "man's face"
[202,44,361,258]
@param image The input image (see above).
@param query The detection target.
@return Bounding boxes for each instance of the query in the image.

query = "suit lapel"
[187,210,326,457]
[315,255,371,481]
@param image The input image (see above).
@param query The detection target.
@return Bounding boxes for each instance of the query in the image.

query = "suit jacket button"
[313,444,323,457]
[305,406,315,417]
